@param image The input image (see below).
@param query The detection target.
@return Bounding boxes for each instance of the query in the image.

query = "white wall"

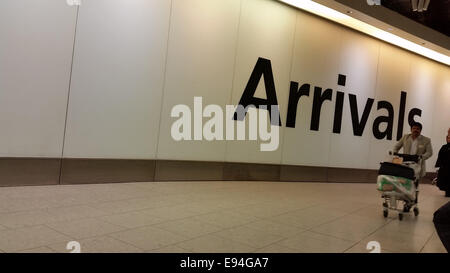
[367,44,411,169]
[328,28,380,169]
[0,0,77,157]
[1,0,449,172]
[157,0,241,161]
[225,0,296,164]
[282,12,343,168]
[63,0,171,159]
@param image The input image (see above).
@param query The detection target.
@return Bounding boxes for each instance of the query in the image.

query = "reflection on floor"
[0,181,448,253]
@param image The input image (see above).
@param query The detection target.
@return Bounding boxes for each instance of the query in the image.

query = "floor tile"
[45,205,110,222]
[379,217,437,238]
[46,218,127,239]
[212,226,285,248]
[147,245,193,253]
[176,235,255,253]
[362,228,430,253]
[253,243,298,253]
[90,198,176,214]
[311,214,390,241]
[153,218,223,238]
[180,201,225,214]
[0,210,56,229]
[2,198,54,213]
[192,211,260,229]
[229,203,300,218]
[17,246,56,253]
[420,232,447,253]
[269,207,348,229]
[0,225,71,252]
[47,236,143,253]
[109,226,188,251]
[142,205,200,221]
[100,211,166,229]
[277,231,356,253]
[242,220,305,237]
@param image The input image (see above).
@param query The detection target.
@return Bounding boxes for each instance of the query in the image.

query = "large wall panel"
[367,44,412,169]
[405,56,438,172]
[282,12,343,167]
[156,0,241,161]
[429,64,450,172]
[406,57,437,137]
[0,0,77,157]
[328,29,380,169]
[225,0,297,164]
[63,0,171,159]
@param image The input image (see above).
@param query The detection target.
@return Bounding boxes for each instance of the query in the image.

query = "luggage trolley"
[377,153,422,221]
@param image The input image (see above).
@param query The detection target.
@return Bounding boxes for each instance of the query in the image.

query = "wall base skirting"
[0,158,61,187]
[0,157,436,187]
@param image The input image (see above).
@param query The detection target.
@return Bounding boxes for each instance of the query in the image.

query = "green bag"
[377,175,415,199]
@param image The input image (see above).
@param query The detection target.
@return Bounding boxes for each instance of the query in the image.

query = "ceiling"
[381,0,450,37]
[281,0,449,63]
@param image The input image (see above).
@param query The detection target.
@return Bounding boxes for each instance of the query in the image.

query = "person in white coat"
[393,122,433,178]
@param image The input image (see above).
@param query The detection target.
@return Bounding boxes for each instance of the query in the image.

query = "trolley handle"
[392,152,421,163]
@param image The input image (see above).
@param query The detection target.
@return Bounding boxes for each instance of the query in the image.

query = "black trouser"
[433,201,450,252]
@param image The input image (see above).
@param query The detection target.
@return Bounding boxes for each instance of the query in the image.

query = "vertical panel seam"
[279,10,298,175]
[59,5,80,185]
[223,0,244,179]
[153,0,174,181]
[326,26,346,181]
[365,42,382,171]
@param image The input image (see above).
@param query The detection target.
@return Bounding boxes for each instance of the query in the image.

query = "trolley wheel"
[403,205,410,213]
[398,213,403,221]
[414,207,419,216]
[383,210,388,218]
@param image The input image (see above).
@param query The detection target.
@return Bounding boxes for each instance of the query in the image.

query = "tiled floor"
[0,181,448,253]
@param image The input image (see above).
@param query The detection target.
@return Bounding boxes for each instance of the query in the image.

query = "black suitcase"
[378,162,415,180]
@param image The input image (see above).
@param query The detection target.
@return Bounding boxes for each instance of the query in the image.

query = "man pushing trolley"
[376,122,433,220]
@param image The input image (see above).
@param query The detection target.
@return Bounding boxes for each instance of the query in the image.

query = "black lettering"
[286,82,310,128]
[372,101,394,140]
[310,87,332,131]
[333,75,346,133]
[233,57,281,126]
[333,92,345,134]
[408,108,422,127]
[396,91,407,141]
[349,94,374,136]
[337,74,346,86]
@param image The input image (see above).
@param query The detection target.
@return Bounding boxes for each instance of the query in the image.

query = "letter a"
[233,57,281,126]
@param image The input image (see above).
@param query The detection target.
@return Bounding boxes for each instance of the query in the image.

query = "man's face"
[447,134,450,144]
[411,126,421,137]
